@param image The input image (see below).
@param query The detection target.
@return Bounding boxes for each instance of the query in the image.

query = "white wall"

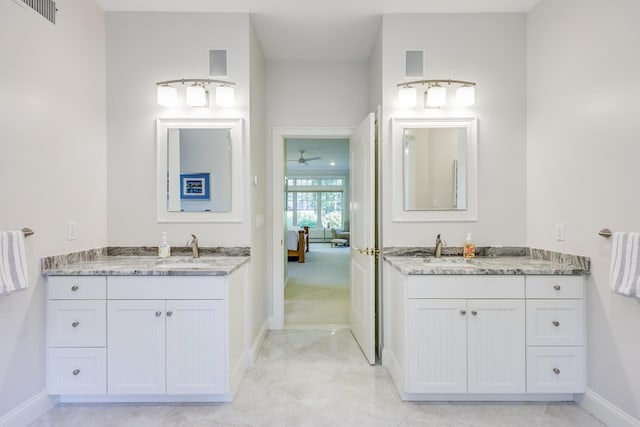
[381,14,527,248]
[264,60,369,320]
[0,0,106,421]
[249,20,268,354]
[106,12,251,247]
[527,0,640,422]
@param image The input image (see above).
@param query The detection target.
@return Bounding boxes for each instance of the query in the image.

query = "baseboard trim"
[0,390,57,427]
[576,388,640,427]
[248,319,269,366]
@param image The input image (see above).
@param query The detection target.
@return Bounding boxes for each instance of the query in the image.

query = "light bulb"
[456,85,475,107]
[398,87,417,108]
[216,85,235,107]
[186,84,208,107]
[425,85,446,108]
[157,85,177,107]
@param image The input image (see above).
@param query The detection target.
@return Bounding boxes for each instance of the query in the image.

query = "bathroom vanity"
[383,251,588,401]
[44,255,249,402]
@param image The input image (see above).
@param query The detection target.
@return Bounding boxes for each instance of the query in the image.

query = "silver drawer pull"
[166,311,173,317]
[471,310,477,316]
[553,285,561,291]
[155,311,162,317]
[552,321,560,327]
[72,369,80,376]
[553,368,560,375]
[72,321,80,328]
[460,309,466,315]
[71,285,79,292]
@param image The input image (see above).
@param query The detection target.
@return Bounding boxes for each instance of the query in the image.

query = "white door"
[107,300,166,394]
[467,299,526,393]
[166,300,226,394]
[350,112,376,364]
[407,299,468,393]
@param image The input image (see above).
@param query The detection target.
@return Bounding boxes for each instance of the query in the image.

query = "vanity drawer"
[526,347,585,393]
[407,275,524,299]
[526,300,583,346]
[49,276,106,300]
[47,348,106,395]
[108,276,226,299]
[525,276,583,299]
[48,300,106,347]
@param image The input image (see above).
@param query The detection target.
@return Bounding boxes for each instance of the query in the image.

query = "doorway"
[283,137,351,327]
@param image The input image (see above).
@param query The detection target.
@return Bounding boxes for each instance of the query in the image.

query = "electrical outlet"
[67,222,77,241]
[554,222,565,241]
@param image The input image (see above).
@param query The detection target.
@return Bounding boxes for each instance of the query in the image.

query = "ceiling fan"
[287,150,321,166]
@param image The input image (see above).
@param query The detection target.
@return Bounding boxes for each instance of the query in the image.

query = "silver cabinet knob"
[471,310,478,316]
[72,369,80,376]
[553,368,560,375]
[155,311,162,317]
[552,321,560,327]
[71,285,79,292]
[460,309,467,315]
[553,285,561,291]
[166,311,173,317]
[72,321,79,328]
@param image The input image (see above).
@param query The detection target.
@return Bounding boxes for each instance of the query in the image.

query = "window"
[286,177,345,229]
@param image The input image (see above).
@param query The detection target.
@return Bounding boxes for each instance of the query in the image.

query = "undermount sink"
[422,257,478,268]
[154,258,220,269]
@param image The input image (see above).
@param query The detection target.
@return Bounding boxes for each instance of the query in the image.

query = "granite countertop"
[43,255,250,276]
[383,247,590,276]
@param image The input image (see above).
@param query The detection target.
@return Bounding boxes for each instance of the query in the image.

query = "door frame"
[270,126,354,330]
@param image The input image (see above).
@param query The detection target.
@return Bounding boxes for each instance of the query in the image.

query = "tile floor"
[30,329,604,427]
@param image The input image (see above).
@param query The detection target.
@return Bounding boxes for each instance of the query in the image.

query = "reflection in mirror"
[156,118,244,223]
[167,128,231,212]
[392,117,477,222]
[403,127,467,210]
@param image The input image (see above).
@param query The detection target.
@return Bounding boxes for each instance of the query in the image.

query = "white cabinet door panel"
[467,300,525,393]
[47,348,106,395]
[108,300,166,394]
[527,347,585,393]
[526,300,584,346]
[407,299,467,393]
[166,300,226,394]
[48,300,106,347]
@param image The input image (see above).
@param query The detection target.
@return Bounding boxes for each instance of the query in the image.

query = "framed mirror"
[156,118,245,223]
[392,117,478,222]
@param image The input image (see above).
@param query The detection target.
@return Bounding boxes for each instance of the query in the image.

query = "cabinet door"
[407,299,467,393]
[467,299,525,393]
[166,300,226,394]
[107,300,166,394]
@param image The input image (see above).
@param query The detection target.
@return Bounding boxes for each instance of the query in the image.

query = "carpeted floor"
[285,243,350,327]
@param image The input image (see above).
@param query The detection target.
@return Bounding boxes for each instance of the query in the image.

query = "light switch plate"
[554,222,565,241]
[67,222,77,240]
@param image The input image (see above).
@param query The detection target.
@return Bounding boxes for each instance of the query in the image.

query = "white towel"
[610,232,640,297]
[0,231,29,296]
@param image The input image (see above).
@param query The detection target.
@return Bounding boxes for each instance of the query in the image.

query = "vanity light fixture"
[397,79,476,108]
[156,78,236,108]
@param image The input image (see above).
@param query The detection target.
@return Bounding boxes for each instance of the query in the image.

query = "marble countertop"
[43,255,250,276]
[384,255,589,275]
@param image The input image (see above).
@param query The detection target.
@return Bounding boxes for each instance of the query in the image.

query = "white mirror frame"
[391,117,478,222]
[156,117,246,223]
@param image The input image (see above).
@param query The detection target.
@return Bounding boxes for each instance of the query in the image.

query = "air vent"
[15,0,57,24]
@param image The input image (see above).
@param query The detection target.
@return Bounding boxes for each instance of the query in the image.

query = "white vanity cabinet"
[404,275,525,395]
[46,276,107,395]
[46,263,248,402]
[383,265,586,401]
[107,278,227,396]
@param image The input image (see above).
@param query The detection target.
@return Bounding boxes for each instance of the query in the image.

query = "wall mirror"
[392,117,478,222]
[156,118,245,223]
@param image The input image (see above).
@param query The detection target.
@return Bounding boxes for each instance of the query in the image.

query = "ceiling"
[94,0,539,60]
[285,138,349,174]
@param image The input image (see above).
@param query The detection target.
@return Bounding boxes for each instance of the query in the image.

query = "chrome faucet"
[187,234,200,258]
[435,234,444,258]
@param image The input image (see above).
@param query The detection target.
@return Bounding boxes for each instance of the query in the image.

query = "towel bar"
[22,227,34,237]
[599,228,612,238]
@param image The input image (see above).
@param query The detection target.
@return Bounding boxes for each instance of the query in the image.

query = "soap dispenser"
[463,233,475,258]
[159,231,171,258]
